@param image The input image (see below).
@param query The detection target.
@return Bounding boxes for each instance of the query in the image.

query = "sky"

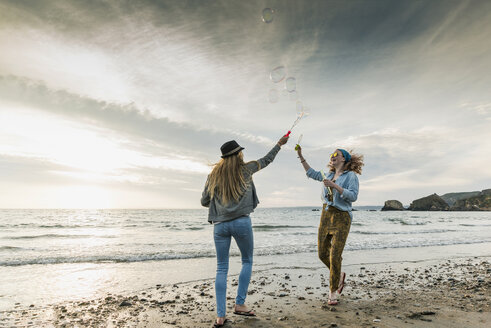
[1,0,490,209]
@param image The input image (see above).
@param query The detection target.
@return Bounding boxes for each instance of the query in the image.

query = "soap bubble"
[296,101,303,114]
[289,90,298,101]
[285,77,296,92]
[262,8,275,23]
[268,89,279,103]
[270,66,286,83]
[302,106,310,117]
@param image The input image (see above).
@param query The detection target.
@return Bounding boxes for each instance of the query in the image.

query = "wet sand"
[1,256,489,328]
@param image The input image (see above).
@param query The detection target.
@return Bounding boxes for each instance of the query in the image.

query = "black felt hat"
[220,140,244,158]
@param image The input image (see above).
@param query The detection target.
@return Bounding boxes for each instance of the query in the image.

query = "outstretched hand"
[278,135,289,146]
[296,145,303,157]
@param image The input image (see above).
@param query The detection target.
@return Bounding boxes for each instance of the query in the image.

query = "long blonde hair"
[207,152,250,204]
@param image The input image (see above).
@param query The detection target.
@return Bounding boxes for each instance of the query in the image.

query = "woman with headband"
[296,146,364,305]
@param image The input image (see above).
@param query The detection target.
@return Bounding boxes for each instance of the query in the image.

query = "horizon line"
[0,205,385,210]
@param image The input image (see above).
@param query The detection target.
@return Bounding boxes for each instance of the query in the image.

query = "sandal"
[213,318,228,327]
[233,309,256,316]
[337,272,346,295]
[327,298,338,305]
[233,305,256,316]
[328,291,339,305]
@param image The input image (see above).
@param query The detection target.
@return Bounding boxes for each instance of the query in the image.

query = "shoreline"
[1,242,491,312]
[1,243,490,327]
[2,242,491,310]
[1,257,489,327]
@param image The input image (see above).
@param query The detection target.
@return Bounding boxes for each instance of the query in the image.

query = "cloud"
[0,75,262,158]
[0,154,73,184]
[1,0,491,208]
[461,102,491,119]
[0,0,322,131]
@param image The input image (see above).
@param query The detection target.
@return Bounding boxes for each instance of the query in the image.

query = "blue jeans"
[213,216,254,317]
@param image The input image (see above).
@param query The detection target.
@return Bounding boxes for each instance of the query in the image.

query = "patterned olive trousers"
[318,204,351,292]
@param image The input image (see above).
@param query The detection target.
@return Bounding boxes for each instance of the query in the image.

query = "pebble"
[119,300,132,307]
[421,311,436,315]
[4,259,489,327]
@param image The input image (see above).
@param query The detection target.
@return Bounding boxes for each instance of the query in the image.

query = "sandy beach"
[1,246,489,328]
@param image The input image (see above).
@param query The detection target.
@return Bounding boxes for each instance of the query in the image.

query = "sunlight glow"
[0,106,209,178]
[0,106,133,172]
[54,185,111,209]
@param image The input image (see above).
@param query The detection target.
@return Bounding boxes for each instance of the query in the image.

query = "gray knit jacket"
[201,144,281,223]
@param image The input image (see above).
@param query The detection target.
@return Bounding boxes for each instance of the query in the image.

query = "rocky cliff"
[381,200,404,211]
[440,191,481,206]
[408,194,450,211]
[450,189,491,211]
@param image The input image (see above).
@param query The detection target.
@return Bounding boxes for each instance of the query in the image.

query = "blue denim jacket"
[306,168,359,219]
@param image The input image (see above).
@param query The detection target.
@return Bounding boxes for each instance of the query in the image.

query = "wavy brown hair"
[328,149,364,174]
[207,152,252,204]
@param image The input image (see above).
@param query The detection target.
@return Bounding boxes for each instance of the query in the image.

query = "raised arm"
[296,145,311,172]
[246,135,289,174]
[297,145,324,182]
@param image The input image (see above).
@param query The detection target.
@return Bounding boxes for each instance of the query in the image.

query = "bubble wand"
[320,169,333,196]
[283,111,307,137]
[294,134,303,151]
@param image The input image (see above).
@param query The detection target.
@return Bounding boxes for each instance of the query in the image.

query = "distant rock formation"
[408,194,449,211]
[381,200,404,211]
[440,191,481,206]
[450,189,491,211]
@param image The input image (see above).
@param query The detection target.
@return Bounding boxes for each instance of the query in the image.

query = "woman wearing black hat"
[201,135,289,327]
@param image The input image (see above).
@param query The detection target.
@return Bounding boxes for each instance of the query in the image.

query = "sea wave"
[38,224,84,228]
[2,240,490,267]
[253,225,314,231]
[0,224,102,229]
[0,246,24,251]
[345,239,491,252]
[459,223,491,227]
[291,232,316,236]
[386,218,428,225]
[351,229,457,235]
[5,234,116,240]
[0,252,216,267]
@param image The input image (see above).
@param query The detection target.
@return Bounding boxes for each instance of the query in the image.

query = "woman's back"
[201,142,283,223]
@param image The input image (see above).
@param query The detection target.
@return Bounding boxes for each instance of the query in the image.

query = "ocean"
[1,207,490,311]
